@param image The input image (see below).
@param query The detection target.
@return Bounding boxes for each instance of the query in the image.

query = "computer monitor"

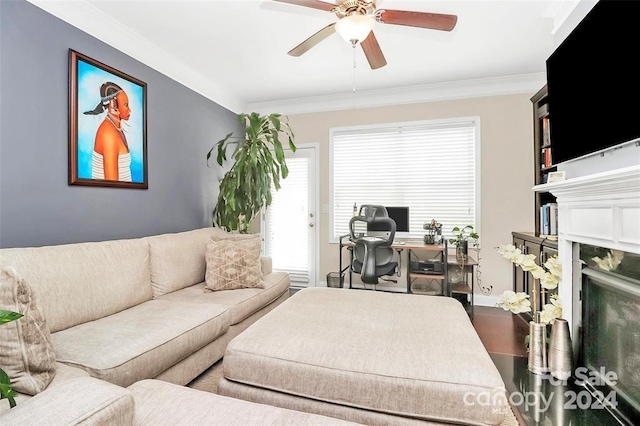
[367,206,410,232]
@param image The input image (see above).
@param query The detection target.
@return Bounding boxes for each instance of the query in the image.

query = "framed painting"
[69,49,148,188]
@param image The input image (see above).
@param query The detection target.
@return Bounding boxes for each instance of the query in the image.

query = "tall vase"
[456,240,468,262]
[528,314,548,375]
[548,318,573,380]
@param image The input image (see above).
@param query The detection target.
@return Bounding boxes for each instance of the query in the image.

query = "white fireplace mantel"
[534,164,640,253]
[533,164,640,339]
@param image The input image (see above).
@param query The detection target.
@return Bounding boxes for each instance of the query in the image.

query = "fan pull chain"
[352,41,357,93]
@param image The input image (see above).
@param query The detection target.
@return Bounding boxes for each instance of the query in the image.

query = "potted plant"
[423,219,442,244]
[207,112,296,233]
[448,225,479,261]
[0,309,23,408]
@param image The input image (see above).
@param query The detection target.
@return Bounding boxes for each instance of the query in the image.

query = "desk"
[338,235,446,292]
[405,243,447,295]
[338,236,477,319]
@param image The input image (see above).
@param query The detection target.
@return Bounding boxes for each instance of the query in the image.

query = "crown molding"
[544,0,580,36]
[546,0,597,44]
[26,0,245,113]
[246,73,547,115]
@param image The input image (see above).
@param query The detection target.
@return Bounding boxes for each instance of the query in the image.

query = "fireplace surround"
[535,164,640,424]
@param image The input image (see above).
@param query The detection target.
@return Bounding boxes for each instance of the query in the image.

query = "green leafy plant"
[0,309,24,408]
[207,112,296,233]
[448,225,479,247]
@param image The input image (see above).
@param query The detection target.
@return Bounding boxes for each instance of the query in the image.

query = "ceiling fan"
[273,0,457,70]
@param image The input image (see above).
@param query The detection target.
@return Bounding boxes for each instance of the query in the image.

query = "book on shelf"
[549,203,558,235]
[540,203,558,237]
[541,147,553,168]
[541,204,549,235]
[542,116,551,147]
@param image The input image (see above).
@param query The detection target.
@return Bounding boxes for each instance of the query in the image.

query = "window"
[330,118,479,242]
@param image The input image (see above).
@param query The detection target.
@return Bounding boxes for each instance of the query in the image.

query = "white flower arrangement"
[495,244,563,325]
[496,290,531,314]
[540,294,563,325]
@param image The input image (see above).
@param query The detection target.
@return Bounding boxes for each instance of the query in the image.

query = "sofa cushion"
[0,266,56,395]
[205,237,264,291]
[158,272,289,325]
[146,227,227,298]
[0,377,134,426]
[222,288,507,425]
[52,299,230,387]
[0,362,90,414]
[0,238,152,333]
[128,379,359,426]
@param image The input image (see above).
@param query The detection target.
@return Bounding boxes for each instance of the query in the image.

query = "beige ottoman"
[219,287,507,425]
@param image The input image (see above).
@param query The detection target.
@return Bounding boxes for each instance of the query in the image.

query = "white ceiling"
[28,0,589,114]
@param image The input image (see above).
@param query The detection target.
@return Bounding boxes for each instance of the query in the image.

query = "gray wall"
[0,0,239,248]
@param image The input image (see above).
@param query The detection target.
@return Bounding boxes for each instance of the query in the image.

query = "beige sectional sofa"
[0,227,289,408]
[1,377,361,425]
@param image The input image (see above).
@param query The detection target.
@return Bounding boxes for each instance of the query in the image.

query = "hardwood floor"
[473,306,529,426]
[473,306,530,357]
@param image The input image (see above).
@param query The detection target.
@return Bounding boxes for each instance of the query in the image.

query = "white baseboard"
[474,294,499,307]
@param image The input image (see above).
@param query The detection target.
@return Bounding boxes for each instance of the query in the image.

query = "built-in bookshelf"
[531,85,557,236]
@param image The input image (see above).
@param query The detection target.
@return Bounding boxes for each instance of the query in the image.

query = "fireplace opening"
[578,245,640,425]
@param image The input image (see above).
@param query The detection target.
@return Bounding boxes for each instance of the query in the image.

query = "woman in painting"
[83,82,132,181]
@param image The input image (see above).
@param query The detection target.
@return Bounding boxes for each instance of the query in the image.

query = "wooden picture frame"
[69,49,148,188]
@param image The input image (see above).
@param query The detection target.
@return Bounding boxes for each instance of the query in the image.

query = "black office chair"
[349,205,398,285]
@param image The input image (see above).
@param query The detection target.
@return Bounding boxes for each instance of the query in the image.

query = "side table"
[447,254,476,320]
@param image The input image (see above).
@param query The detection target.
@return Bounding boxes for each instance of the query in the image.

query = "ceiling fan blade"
[360,32,387,70]
[378,9,457,31]
[288,23,336,57]
[272,0,336,12]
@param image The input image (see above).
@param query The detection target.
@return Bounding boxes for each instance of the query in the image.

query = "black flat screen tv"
[546,0,640,165]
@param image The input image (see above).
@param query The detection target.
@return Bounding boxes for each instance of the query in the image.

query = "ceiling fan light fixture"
[335,14,375,44]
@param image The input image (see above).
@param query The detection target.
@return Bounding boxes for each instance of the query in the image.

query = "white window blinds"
[331,119,478,242]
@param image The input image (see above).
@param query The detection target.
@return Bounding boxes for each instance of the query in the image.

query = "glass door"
[263,145,317,287]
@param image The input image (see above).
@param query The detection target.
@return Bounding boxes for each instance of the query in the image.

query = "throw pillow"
[205,236,264,291]
[0,266,56,395]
